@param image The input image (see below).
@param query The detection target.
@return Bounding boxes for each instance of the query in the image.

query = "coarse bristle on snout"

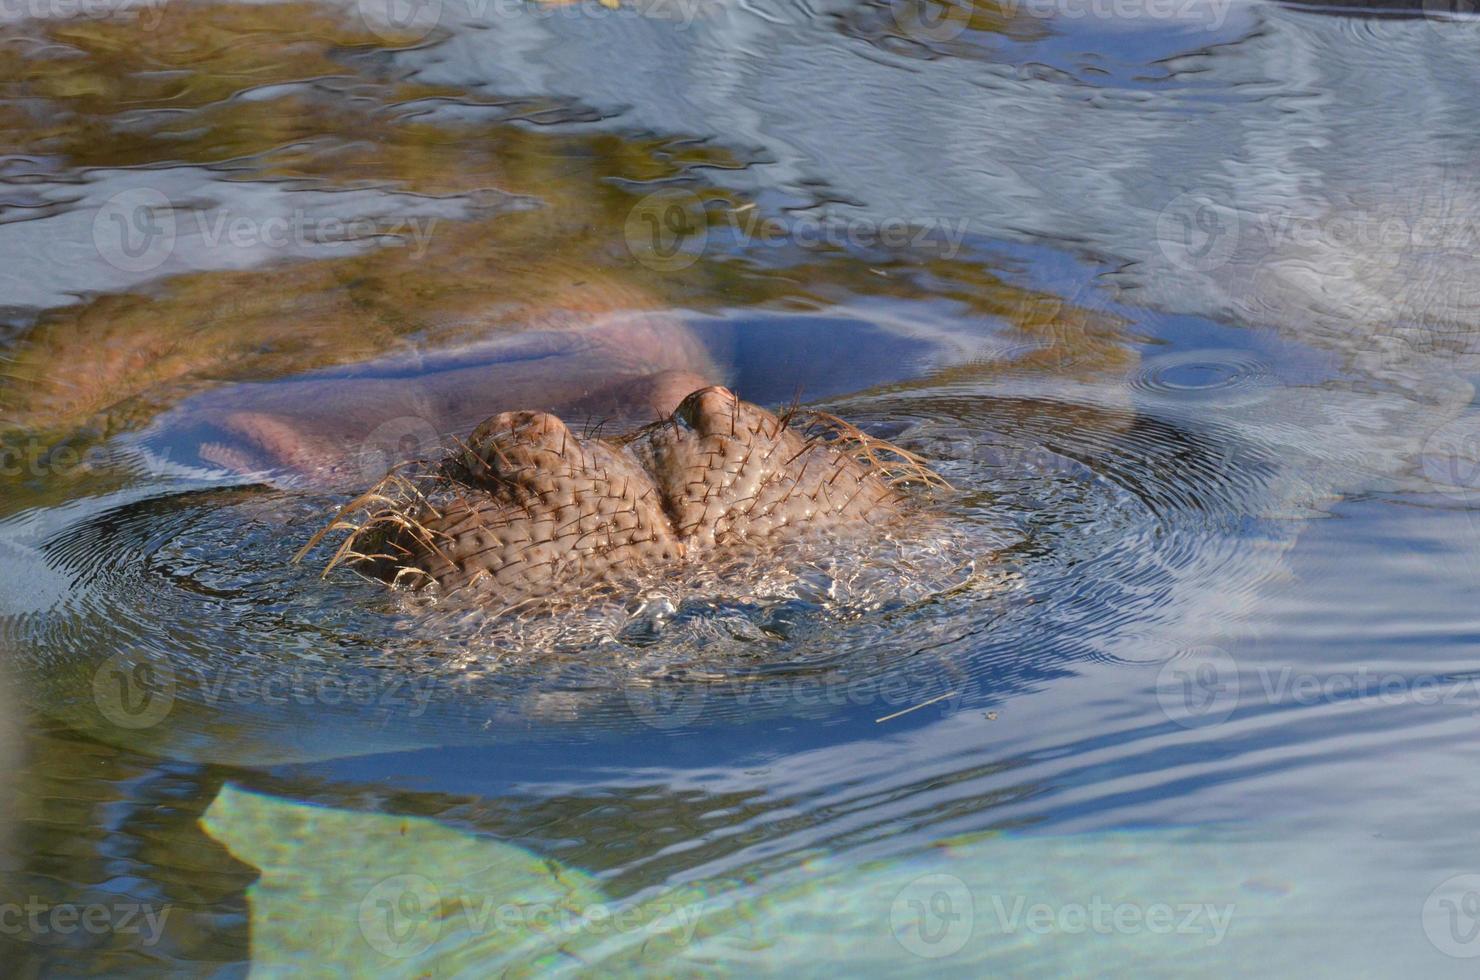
[296,386,950,608]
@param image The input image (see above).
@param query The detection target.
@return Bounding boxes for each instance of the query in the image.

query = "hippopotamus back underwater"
[302,385,948,609]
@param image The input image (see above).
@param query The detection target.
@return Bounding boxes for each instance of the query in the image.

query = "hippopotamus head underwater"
[298,384,950,612]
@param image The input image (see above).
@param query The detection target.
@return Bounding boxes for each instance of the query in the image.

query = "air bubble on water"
[794,567,838,604]
[618,595,679,645]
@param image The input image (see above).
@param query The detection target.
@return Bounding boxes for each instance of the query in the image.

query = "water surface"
[2,0,1480,973]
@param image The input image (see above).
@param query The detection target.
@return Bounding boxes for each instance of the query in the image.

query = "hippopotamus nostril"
[672,385,742,437]
[467,410,574,466]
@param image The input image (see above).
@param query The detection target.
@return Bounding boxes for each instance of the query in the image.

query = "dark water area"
[2,0,1480,973]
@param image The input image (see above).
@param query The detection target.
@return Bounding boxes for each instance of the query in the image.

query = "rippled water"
[3,0,1480,973]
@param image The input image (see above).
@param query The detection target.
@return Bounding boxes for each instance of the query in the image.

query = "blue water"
[3,0,1480,973]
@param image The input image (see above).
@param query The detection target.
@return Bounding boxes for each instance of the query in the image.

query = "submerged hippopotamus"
[190,313,722,492]
[153,306,946,608]
[301,384,944,606]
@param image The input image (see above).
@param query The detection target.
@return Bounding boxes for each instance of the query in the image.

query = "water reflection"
[0,720,251,972]
[1,0,1480,974]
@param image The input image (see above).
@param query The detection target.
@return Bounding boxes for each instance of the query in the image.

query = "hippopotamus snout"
[307,386,943,606]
